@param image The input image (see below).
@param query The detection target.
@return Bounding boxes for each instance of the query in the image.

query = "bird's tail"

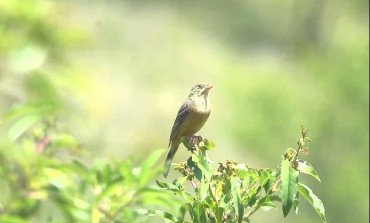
[163,141,180,178]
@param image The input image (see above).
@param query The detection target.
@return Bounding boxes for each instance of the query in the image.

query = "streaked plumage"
[163,83,212,178]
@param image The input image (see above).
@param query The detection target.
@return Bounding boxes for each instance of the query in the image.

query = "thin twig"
[98,206,113,222]
[184,166,197,191]
[271,178,281,193]
[293,126,308,162]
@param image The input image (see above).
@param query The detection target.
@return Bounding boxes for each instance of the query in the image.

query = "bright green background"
[0,0,368,222]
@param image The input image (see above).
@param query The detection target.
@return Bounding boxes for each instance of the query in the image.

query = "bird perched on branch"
[163,83,213,178]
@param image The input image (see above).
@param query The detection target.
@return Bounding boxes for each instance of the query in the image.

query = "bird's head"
[189,83,213,97]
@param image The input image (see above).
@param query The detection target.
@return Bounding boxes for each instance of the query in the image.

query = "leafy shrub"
[148,126,327,223]
[0,117,176,223]
[1,105,327,223]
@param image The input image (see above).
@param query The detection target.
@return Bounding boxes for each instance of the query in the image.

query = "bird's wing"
[169,100,190,146]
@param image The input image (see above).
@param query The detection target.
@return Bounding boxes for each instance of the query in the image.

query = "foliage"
[1,106,327,223]
[149,127,326,223]
[0,116,177,223]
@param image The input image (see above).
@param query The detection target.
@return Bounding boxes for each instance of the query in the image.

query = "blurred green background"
[0,0,368,222]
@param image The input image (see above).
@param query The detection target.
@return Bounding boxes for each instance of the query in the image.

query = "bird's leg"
[183,135,203,152]
[194,135,203,145]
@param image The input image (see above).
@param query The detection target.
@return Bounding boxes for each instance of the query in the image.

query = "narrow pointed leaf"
[202,139,216,150]
[293,193,300,215]
[280,159,299,217]
[259,169,270,187]
[141,149,165,171]
[298,183,327,223]
[193,202,207,223]
[187,156,202,181]
[178,203,191,222]
[198,151,212,180]
[137,209,178,222]
[8,114,42,141]
[215,207,225,223]
[297,160,321,182]
[231,177,243,223]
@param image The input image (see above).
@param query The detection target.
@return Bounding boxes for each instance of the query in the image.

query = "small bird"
[163,83,213,178]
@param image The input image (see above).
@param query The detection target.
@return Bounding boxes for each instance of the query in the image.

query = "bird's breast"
[190,97,211,113]
[179,99,211,136]
[179,111,210,136]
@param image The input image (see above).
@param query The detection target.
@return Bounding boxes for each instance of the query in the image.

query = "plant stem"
[184,166,198,191]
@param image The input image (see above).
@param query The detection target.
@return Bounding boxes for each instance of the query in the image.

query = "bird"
[163,83,213,178]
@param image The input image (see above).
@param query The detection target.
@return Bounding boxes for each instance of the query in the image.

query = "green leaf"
[155,179,194,202]
[8,114,42,141]
[141,149,165,171]
[245,186,258,207]
[174,176,188,188]
[202,139,216,150]
[261,201,277,211]
[296,160,321,182]
[137,209,179,222]
[215,207,225,223]
[72,159,89,172]
[138,149,165,185]
[155,179,169,188]
[280,159,299,217]
[190,154,199,163]
[197,151,212,180]
[208,182,218,204]
[252,194,281,214]
[234,163,248,178]
[298,183,327,223]
[140,187,182,210]
[155,179,178,190]
[53,133,80,149]
[241,169,259,186]
[193,202,207,223]
[259,169,277,192]
[1,103,45,123]
[231,177,244,223]
[0,215,29,223]
[178,203,191,222]
[259,169,270,187]
[199,180,210,201]
[293,192,300,215]
[187,156,202,181]
[264,170,277,192]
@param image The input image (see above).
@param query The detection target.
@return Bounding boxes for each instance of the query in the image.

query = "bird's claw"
[183,135,203,152]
